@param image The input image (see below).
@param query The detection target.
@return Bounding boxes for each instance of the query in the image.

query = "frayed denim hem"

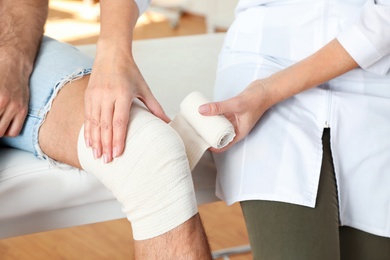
[34,68,92,169]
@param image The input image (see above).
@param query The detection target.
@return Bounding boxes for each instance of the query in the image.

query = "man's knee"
[77,103,198,240]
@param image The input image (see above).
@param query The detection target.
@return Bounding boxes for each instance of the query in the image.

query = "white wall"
[150,0,238,32]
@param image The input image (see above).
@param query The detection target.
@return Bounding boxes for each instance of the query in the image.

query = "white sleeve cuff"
[134,0,151,15]
[337,25,382,69]
[337,1,390,75]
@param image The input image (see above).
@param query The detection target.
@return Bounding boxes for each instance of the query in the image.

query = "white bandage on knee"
[77,101,197,240]
[77,92,235,240]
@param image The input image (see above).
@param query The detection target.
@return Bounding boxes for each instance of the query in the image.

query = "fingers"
[84,94,166,164]
[0,109,12,137]
[198,101,223,116]
[83,97,93,148]
[81,50,171,163]
[84,89,162,164]
[198,98,241,153]
[100,102,114,163]
[198,95,257,153]
[0,100,28,137]
[84,92,103,161]
[85,97,126,164]
[140,89,170,123]
[4,111,27,137]
[112,99,130,159]
[90,102,102,160]
[82,69,168,164]
[209,144,232,154]
[198,97,241,116]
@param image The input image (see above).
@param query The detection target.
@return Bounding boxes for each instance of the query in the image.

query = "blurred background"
[0,0,252,259]
[45,0,238,44]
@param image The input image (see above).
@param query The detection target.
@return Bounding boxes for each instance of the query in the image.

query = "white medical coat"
[135,0,151,14]
[213,0,390,238]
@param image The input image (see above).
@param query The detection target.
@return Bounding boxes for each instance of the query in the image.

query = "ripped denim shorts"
[0,36,93,160]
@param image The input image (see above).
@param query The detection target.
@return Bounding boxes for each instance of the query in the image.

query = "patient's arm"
[0,0,48,137]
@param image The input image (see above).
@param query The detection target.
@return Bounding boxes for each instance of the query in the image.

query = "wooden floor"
[0,1,252,259]
[0,202,251,259]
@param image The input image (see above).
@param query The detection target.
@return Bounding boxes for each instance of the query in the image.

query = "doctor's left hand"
[84,47,170,164]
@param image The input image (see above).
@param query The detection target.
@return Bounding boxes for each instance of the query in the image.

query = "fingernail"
[198,105,209,114]
[85,138,91,148]
[113,147,119,158]
[93,149,99,159]
[103,154,109,164]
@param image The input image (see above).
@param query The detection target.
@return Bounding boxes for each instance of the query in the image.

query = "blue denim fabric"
[0,36,93,158]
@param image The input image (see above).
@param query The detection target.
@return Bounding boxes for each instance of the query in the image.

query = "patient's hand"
[84,45,170,164]
[0,51,30,137]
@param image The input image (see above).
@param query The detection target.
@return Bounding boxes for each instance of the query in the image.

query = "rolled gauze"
[170,91,236,170]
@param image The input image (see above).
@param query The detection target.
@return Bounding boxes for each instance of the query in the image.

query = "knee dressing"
[77,92,235,240]
[77,102,197,240]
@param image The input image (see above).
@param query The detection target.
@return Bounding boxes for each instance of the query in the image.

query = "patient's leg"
[38,75,86,168]
[39,76,211,259]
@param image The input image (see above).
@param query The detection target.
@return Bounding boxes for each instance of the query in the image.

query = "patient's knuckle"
[0,96,10,108]
[19,106,28,116]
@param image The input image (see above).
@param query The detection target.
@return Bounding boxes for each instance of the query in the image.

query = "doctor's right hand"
[198,79,274,153]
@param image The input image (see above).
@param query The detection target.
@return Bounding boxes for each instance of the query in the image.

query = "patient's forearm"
[0,0,48,69]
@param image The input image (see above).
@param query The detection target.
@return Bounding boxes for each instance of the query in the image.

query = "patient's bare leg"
[38,76,212,259]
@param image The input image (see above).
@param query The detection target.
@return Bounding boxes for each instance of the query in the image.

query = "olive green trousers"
[241,129,390,260]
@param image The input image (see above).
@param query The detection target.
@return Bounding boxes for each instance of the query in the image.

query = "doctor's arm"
[200,0,390,152]
[199,39,358,152]
[0,0,48,137]
[84,0,170,164]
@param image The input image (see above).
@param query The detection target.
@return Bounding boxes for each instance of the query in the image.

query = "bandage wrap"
[77,92,235,240]
[77,102,197,240]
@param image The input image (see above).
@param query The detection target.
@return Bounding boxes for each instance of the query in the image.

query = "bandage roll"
[180,91,235,148]
[170,91,235,170]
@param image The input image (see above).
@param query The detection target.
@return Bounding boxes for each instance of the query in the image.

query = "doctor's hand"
[0,51,30,137]
[199,79,273,153]
[198,39,360,154]
[84,47,170,164]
